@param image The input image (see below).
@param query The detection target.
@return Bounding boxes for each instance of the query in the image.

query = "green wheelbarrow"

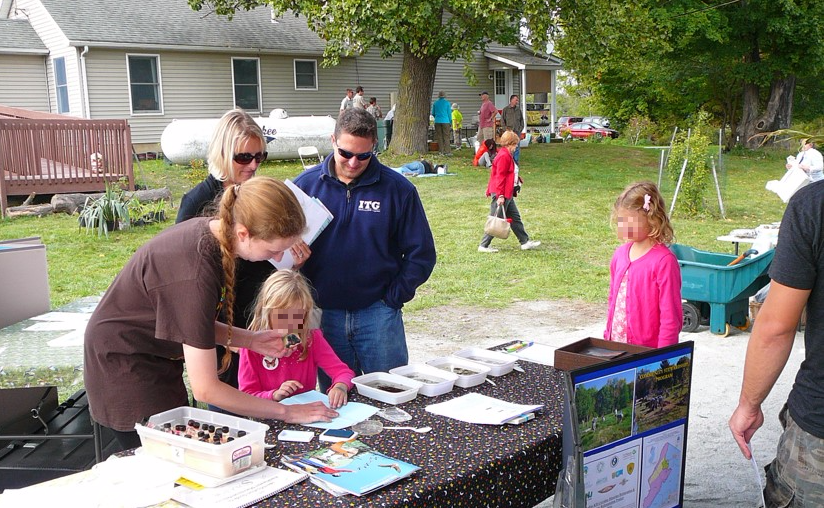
[670,244,774,336]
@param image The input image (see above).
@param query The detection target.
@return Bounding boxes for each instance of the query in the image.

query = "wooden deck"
[0,106,134,216]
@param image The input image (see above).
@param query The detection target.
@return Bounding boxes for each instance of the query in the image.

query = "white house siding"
[14,0,85,117]
[83,46,494,146]
[0,54,49,110]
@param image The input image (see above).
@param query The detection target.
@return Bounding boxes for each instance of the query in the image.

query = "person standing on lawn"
[432,91,452,156]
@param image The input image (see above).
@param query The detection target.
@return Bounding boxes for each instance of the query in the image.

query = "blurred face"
[347,90,354,98]
[270,309,305,334]
[616,208,651,243]
[331,132,374,184]
[231,137,265,184]
[510,96,519,107]
[802,141,812,151]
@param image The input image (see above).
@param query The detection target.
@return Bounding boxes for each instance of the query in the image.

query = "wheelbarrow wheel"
[735,318,751,332]
[682,302,701,333]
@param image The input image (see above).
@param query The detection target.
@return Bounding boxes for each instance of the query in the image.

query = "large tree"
[554,0,824,148]
[190,0,558,155]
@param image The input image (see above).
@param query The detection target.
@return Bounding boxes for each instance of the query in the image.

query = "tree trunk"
[738,76,796,149]
[389,47,440,156]
[51,187,172,214]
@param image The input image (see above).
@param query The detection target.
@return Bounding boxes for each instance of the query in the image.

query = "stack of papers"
[425,393,543,425]
[271,180,334,269]
[281,440,419,497]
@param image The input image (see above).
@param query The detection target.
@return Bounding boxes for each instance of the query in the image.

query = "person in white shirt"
[353,86,367,109]
[786,138,824,182]
[339,89,354,115]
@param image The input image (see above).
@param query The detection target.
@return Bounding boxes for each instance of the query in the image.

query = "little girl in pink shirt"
[239,270,354,409]
[605,181,682,347]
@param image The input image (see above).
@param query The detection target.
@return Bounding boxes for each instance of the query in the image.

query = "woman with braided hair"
[84,176,338,453]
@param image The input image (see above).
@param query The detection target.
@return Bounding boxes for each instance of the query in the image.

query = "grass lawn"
[0,141,788,397]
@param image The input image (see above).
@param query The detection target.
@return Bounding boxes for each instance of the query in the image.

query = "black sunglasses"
[233,151,268,164]
[335,146,374,161]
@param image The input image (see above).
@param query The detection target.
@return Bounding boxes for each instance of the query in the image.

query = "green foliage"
[185,159,208,187]
[77,182,131,237]
[624,115,655,146]
[666,114,713,216]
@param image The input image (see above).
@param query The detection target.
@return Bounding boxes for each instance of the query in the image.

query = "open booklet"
[281,440,419,497]
[270,179,334,269]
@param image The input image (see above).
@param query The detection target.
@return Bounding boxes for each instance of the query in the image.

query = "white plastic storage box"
[135,407,266,479]
[389,363,459,397]
[426,357,491,388]
[352,372,422,405]
[453,347,517,376]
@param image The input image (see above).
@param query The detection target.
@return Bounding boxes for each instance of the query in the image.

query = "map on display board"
[567,341,694,508]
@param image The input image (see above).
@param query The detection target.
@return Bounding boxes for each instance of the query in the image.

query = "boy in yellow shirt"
[451,103,463,150]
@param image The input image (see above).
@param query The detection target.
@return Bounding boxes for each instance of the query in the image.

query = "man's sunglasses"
[233,152,268,164]
[336,146,374,161]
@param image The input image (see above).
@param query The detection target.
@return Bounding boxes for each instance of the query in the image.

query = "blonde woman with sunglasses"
[175,109,310,410]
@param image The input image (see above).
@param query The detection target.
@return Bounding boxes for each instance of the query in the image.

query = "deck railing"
[0,117,134,216]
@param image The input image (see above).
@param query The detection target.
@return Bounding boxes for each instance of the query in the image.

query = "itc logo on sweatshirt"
[358,200,381,212]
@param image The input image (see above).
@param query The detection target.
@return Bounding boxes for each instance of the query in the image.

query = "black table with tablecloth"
[254,356,565,507]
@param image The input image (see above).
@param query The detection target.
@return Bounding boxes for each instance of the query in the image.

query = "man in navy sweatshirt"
[294,108,437,389]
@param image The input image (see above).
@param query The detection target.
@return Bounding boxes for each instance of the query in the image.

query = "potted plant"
[78,182,131,237]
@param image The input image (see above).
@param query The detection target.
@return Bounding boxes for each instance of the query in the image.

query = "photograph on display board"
[632,354,692,434]
[575,370,635,453]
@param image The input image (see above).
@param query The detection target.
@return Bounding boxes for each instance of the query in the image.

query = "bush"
[666,114,713,216]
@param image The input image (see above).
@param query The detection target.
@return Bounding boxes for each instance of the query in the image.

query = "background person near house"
[478,131,540,253]
[384,104,396,149]
[353,86,367,109]
[366,97,383,119]
[238,270,355,410]
[478,91,497,142]
[451,103,463,150]
[500,94,525,163]
[432,91,452,156]
[786,138,824,182]
[604,181,681,348]
[339,88,354,114]
[293,108,437,390]
[729,180,824,507]
[84,177,338,452]
[175,109,309,402]
[473,138,497,167]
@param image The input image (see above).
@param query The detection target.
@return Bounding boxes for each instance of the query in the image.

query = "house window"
[127,55,162,113]
[53,57,69,113]
[294,59,317,90]
[495,70,507,96]
[232,58,261,111]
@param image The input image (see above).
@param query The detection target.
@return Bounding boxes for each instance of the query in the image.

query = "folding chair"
[298,146,322,169]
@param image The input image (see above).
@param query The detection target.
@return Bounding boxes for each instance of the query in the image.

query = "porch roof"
[0,19,48,55]
[485,44,562,70]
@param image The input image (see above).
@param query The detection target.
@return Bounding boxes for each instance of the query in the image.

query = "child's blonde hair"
[612,181,674,245]
[248,270,315,362]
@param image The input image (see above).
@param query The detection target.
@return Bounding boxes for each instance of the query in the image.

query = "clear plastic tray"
[135,406,266,479]
[453,347,517,376]
[425,356,490,388]
[351,372,422,405]
[389,363,459,397]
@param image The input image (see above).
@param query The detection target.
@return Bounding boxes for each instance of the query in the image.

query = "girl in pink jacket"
[239,270,354,409]
[605,182,682,347]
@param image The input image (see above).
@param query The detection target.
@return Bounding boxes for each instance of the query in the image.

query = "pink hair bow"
[643,194,651,211]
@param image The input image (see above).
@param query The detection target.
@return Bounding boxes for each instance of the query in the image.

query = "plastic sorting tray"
[135,406,266,479]
[453,347,517,376]
[425,356,491,388]
[389,363,459,397]
[352,372,423,405]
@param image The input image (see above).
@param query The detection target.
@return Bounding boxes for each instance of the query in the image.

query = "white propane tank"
[160,114,336,164]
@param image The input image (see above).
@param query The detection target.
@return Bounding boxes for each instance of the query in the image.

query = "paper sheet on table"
[510,342,556,366]
[425,393,543,425]
[269,180,334,270]
[280,390,378,430]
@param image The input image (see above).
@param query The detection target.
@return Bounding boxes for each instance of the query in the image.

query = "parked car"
[556,116,584,132]
[582,116,610,127]
[561,122,619,141]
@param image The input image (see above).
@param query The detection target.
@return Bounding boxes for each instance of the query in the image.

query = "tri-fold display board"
[562,341,694,508]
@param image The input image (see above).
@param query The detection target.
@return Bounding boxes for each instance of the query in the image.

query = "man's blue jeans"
[317,300,408,392]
